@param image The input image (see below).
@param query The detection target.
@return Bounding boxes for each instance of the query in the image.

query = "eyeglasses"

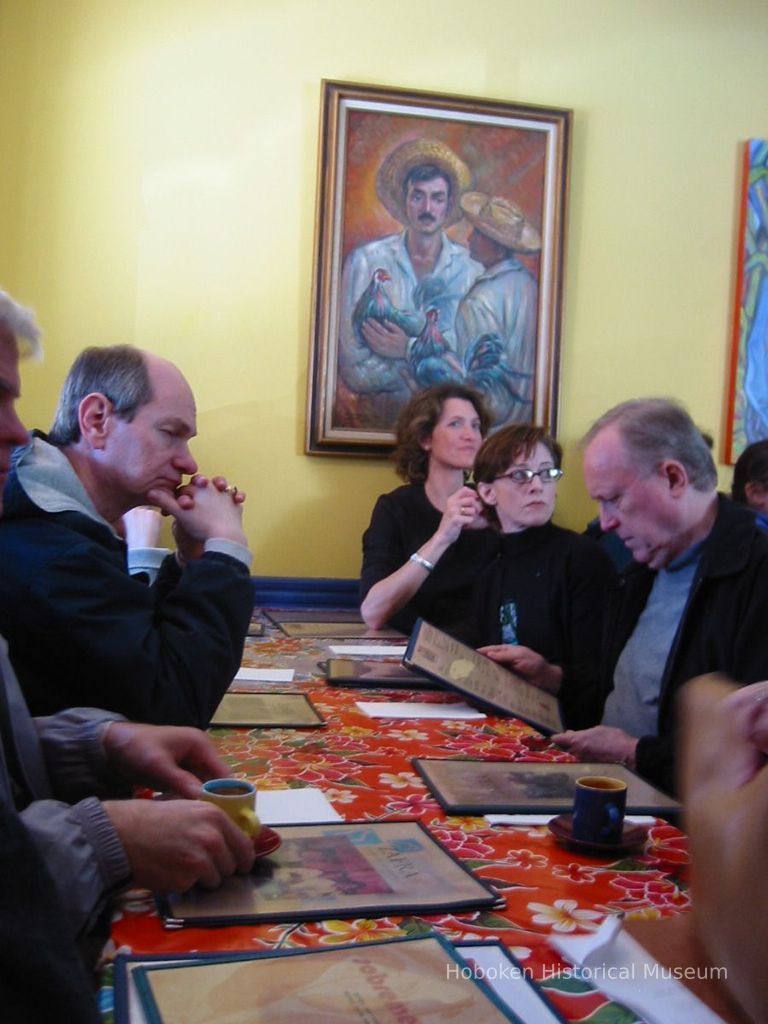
[494,467,563,485]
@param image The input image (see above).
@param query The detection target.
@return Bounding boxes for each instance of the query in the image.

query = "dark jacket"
[360,482,499,641]
[471,522,617,730]
[601,496,768,793]
[0,435,253,727]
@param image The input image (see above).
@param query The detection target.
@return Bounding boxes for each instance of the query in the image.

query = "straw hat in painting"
[459,190,541,254]
[376,139,473,227]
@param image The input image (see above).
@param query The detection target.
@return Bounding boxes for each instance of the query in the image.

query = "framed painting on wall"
[725,138,768,463]
[306,80,571,456]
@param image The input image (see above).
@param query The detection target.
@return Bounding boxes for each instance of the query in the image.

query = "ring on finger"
[225,484,239,496]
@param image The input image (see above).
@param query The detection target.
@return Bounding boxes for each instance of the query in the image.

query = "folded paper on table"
[256,788,343,825]
[485,813,658,827]
[455,943,566,1024]
[404,619,563,733]
[232,667,295,682]
[356,701,487,720]
[329,644,408,656]
[551,916,726,1024]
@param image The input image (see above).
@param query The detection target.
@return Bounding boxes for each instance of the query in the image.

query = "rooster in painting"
[352,268,423,345]
[406,318,532,423]
[406,308,464,389]
[463,332,533,423]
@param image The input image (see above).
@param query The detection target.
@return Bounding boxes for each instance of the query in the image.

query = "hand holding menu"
[403,619,563,734]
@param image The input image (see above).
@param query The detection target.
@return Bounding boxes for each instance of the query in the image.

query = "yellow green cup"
[200,778,261,838]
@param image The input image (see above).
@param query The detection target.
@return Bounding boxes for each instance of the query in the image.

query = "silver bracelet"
[409,552,435,573]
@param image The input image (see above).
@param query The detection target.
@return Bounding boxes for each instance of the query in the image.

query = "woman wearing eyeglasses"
[472,424,616,728]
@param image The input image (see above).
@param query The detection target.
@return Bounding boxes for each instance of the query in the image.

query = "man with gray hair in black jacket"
[553,397,768,794]
[0,335,253,727]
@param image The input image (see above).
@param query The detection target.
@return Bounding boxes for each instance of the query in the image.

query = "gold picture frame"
[306,80,571,455]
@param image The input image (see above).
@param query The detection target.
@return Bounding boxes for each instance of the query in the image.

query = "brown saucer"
[252,825,281,858]
[548,813,648,854]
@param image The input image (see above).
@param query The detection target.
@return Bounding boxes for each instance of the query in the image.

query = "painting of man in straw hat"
[337,138,481,432]
[306,82,570,454]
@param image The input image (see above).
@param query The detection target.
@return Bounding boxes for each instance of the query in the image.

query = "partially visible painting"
[726,139,768,463]
[306,81,571,455]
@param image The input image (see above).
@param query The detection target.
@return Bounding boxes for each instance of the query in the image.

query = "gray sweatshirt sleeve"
[20,795,131,938]
[34,707,132,801]
[23,709,133,937]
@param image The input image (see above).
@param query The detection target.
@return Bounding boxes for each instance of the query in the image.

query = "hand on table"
[103,721,230,798]
[551,724,639,768]
[104,797,256,892]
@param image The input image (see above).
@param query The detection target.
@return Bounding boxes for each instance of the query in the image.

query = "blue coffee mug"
[572,776,627,844]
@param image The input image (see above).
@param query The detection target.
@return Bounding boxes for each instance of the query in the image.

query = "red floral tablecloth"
[106,626,690,1022]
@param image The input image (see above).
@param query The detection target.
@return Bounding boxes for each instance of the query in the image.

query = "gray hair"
[0,289,42,359]
[49,345,153,446]
[582,397,718,492]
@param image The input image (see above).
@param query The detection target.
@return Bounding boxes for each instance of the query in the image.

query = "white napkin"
[256,787,343,824]
[550,916,726,1024]
[455,945,563,1023]
[329,644,408,656]
[485,813,658,827]
[356,700,486,720]
[233,667,295,682]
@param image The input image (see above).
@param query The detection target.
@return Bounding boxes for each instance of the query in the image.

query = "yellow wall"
[2,0,766,574]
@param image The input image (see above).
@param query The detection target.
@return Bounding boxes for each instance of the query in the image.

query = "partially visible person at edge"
[359,383,498,641]
[552,397,768,794]
[679,674,768,1024]
[0,342,253,727]
[731,438,768,530]
[470,425,616,729]
[0,289,255,1022]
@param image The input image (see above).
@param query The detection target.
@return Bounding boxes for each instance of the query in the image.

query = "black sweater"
[471,521,616,730]
[360,482,499,641]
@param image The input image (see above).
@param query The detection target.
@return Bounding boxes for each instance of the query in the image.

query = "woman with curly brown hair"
[359,383,498,640]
